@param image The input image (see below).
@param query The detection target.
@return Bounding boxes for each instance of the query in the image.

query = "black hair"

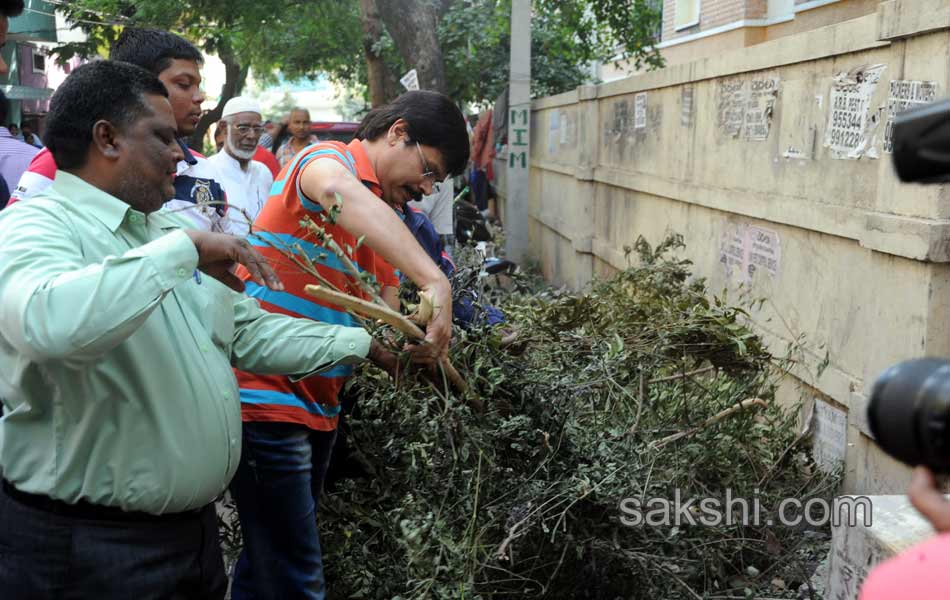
[271,122,290,154]
[109,28,203,76]
[45,60,169,169]
[0,1,24,17]
[0,90,8,127]
[354,91,470,177]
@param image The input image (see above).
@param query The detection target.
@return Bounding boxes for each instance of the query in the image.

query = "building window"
[674,0,701,30]
[649,0,664,42]
[31,50,46,74]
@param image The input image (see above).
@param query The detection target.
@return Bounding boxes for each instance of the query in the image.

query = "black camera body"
[891,98,950,184]
[869,359,950,470]
[867,99,950,470]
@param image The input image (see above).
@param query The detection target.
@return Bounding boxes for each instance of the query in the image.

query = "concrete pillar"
[826,495,936,600]
[505,0,531,263]
[569,84,600,289]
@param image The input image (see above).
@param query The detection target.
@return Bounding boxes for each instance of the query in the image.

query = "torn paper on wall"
[744,78,779,141]
[824,64,886,159]
[716,78,780,141]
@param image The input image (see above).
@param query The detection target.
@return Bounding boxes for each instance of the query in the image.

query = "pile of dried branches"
[313,235,837,600]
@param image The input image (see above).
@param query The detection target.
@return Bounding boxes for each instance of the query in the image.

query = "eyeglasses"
[233,124,266,136]
[415,141,442,193]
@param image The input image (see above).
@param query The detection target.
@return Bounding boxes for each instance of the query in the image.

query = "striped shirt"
[235,139,399,431]
[0,127,39,204]
[276,136,317,168]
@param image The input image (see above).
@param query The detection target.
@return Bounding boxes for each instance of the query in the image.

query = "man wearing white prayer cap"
[208,96,274,236]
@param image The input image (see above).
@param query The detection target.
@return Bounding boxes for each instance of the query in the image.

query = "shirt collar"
[0,127,12,139]
[52,171,136,233]
[346,138,380,188]
[178,138,198,166]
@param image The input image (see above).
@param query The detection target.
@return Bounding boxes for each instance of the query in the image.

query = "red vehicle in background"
[311,121,359,143]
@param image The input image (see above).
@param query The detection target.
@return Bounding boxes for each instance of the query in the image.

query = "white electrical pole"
[506,0,531,262]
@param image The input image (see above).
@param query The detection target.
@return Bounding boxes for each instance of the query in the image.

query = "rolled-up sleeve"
[229,292,371,377]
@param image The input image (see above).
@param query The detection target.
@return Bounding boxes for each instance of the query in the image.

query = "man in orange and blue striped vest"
[230,90,470,600]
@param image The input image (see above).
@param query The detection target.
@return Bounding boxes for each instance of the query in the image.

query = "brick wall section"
[662,0,747,42]
[745,0,768,18]
[662,0,833,41]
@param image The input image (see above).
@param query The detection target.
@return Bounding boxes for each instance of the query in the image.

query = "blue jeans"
[229,421,337,600]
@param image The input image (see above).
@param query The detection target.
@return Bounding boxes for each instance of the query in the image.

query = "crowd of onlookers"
[0,86,472,245]
[0,13,484,598]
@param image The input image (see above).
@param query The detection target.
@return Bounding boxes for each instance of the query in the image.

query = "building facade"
[602,0,882,81]
[0,1,78,137]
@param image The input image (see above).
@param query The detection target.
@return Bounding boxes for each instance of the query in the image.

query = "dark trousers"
[229,421,337,600]
[470,168,489,211]
[0,482,226,599]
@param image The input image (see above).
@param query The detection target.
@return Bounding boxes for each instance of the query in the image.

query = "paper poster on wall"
[715,78,779,140]
[548,112,559,155]
[681,86,694,128]
[824,64,886,159]
[634,92,647,129]
[560,111,569,144]
[605,99,630,142]
[719,224,782,282]
[717,79,745,137]
[744,79,779,141]
[883,79,938,153]
[813,398,848,473]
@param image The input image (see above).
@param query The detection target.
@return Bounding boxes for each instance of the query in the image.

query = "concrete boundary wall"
[507,0,950,495]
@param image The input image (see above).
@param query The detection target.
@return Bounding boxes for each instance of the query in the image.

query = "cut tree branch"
[651,398,768,449]
[304,284,481,412]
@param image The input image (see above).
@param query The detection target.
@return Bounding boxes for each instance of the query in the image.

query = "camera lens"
[868,358,950,471]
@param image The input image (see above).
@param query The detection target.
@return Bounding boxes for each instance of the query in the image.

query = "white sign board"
[634,92,647,130]
[399,68,420,91]
[824,64,885,159]
[813,398,848,473]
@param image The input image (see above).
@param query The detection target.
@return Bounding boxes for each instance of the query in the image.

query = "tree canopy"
[54,0,663,131]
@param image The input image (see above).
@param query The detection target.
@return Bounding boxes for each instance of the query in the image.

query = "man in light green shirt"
[0,60,394,600]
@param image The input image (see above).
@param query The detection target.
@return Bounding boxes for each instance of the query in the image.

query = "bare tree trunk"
[188,43,248,150]
[376,0,447,94]
[359,0,389,107]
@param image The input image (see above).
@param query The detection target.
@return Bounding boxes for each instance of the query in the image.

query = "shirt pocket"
[189,279,235,351]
